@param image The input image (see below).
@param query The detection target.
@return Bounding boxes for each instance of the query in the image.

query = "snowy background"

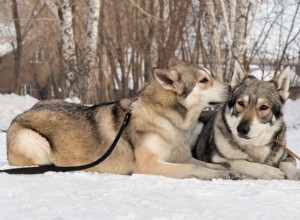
[0,94,300,220]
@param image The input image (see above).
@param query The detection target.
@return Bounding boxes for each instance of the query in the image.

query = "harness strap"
[0,110,132,174]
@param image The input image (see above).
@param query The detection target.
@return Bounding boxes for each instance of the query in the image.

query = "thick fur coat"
[7,58,236,180]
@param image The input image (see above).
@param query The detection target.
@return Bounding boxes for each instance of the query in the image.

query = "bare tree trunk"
[142,0,155,83]
[44,0,78,98]
[202,0,222,80]
[226,0,250,80]
[113,1,129,98]
[10,0,46,95]
[156,0,165,68]
[222,0,234,80]
[244,0,261,49]
[98,1,106,102]
[156,0,191,68]
[232,1,249,62]
[79,0,100,104]
[11,0,22,93]
[191,2,206,66]
[60,0,78,97]
[104,31,119,100]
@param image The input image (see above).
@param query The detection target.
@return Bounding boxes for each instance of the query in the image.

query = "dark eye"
[259,105,269,111]
[238,101,245,107]
[199,78,208,84]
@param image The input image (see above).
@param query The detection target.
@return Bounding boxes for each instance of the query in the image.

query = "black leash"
[0,110,132,174]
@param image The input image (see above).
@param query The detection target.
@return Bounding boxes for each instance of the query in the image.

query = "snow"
[0,94,38,131]
[0,94,300,220]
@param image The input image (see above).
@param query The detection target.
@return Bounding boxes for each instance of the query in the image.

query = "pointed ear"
[272,66,291,101]
[153,68,184,94]
[231,60,249,88]
[168,57,183,68]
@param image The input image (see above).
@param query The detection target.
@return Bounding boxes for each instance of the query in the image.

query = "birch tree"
[44,0,100,102]
[60,0,77,97]
[6,0,299,103]
[43,0,77,97]
[79,0,100,104]
[202,0,222,80]
[202,0,262,81]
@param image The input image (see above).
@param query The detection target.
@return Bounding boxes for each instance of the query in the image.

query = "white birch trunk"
[203,0,223,81]
[224,0,250,80]
[80,0,100,103]
[226,0,262,80]
[229,0,236,41]
[222,0,234,80]
[220,0,232,46]
[232,0,249,61]
[232,0,262,59]
[244,0,262,54]
[44,0,78,97]
[60,0,77,97]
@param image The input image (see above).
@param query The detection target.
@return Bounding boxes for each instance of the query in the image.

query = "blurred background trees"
[0,0,300,103]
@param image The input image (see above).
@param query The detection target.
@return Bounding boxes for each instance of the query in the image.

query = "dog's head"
[153,57,230,109]
[226,61,290,140]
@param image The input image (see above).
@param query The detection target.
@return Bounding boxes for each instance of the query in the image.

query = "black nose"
[237,122,250,135]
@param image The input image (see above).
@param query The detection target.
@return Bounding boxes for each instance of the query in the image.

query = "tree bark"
[79,0,100,104]
[222,0,250,81]
[141,0,155,83]
[11,0,22,93]
[203,0,222,80]
[60,0,78,97]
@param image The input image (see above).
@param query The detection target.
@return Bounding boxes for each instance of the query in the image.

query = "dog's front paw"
[258,166,285,180]
[229,172,245,180]
[200,170,238,180]
[279,162,300,180]
[285,169,300,180]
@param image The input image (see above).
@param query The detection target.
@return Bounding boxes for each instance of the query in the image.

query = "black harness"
[0,110,132,174]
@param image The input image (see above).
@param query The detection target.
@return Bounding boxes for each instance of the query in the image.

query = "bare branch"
[244,0,262,47]
[248,6,283,64]
[128,0,163,21]
[275,0,300,73]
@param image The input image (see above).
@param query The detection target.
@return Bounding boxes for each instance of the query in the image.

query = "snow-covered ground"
[0,94,300,220]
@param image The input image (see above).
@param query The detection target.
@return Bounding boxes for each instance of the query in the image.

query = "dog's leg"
[224,160,286,180]
[134,148,234,180]
[279,155,300,180]
[187,158,228,171]
[135,159,234,180]
[7,128,52,166]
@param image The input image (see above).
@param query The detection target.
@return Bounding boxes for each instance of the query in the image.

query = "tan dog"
[7,58,235,179]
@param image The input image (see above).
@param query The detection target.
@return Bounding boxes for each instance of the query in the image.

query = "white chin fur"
[225,110,282,146]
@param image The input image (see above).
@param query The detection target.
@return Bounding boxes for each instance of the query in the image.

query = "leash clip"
[123,110,132,126]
